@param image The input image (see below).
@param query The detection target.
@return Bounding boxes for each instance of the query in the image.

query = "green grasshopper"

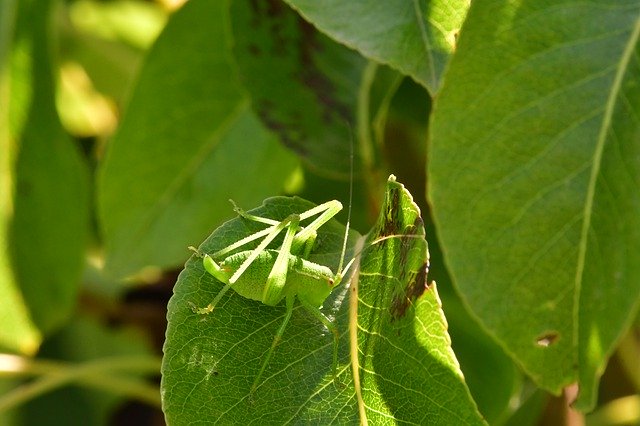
[190,197,356,393]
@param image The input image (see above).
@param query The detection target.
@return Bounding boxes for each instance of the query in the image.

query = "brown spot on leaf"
[412,215,424,232]
[390,261,430,321]
[296,19,351,124]
[378,188,401,237]
[240,0,351,164]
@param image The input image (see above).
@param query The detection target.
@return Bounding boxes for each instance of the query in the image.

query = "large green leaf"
[283,0,470,94]
[429,234,520,424]
[0,0,39,354]
[230,0,365,177]
[3,0,89,347]
[98,0,297,278]
[162,177,484,424]
[428,0,640,410]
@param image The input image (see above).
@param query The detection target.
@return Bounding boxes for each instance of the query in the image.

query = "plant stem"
[0,354,162,412]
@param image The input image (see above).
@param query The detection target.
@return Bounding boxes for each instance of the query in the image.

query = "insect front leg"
[188,247,231,314]
[208,199,294,260]
[230,199,280,226]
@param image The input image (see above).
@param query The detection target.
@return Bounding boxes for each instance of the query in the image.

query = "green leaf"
[230,0,365,177]
[0,0,40,354]
[428,0,640,410]
[283,0,470,93]
[354,177,483,424]
[162,176,484,424]
[424,213,520,423]
[3,0,89,347]
[98,0,298,278]
[444,292,520,423]
[429,234,520,424]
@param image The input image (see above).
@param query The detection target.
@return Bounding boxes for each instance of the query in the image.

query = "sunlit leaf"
[3,0,89,349]
[429,0,640,409]
[162,177,484,424]
[284,0,470,93]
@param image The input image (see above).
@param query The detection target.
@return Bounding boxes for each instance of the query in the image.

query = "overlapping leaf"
[2,0,89,350]
[230,0,365,177]
[428,0,640,409]
[98,0,297,278]
[283,0,469,93]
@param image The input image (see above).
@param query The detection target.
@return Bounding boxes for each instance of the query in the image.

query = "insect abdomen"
[221,250,334,307]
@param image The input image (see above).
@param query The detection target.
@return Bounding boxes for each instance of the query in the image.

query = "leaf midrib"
[573,16,640,349]
[119,99,250,265]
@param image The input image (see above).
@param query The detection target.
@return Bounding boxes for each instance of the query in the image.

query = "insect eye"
[328,278,335,286]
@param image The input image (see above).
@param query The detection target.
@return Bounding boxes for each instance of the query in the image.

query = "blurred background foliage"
[1,0,639,424]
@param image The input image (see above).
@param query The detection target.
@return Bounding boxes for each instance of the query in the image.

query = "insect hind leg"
[299,299,339,379]
[250,294,296,394]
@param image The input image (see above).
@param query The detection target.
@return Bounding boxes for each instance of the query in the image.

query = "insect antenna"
[337,126,354,277]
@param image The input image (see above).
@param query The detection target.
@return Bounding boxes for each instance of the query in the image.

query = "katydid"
[190,197,356,394]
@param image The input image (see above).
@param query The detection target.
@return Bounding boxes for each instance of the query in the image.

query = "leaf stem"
[357,60,383,216]
[0,354,162,411]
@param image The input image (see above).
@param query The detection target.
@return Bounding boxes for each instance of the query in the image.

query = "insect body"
[191,199,355,393]
[212,249,336,307]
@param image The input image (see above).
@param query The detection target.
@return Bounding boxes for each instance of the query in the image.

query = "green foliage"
[98,0,297,277]
[428,0,640,410]
[284,0,468,92]
[1,0,639,424]
[3,0,89,353]
[230,0,365,176]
